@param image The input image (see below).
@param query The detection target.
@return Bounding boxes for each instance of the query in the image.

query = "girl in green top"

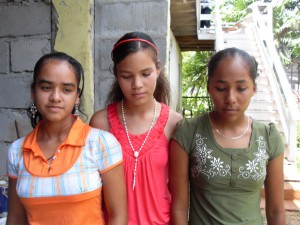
[169,47,285,225]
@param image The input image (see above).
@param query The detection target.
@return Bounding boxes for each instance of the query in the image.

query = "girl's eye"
[121,74,131,79]
[41,86,51,91]
[216,87,226,92]
[143,73,151,77]
[64,88,72,93]
[238,87,247,92]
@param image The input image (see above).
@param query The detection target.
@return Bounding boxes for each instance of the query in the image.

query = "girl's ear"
[75,95,80,105]
[207,82,211,95]
[31,89,35,102]
[156,60,161,77]
[252,83,257,96]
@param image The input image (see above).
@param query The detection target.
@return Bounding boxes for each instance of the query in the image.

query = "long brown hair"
[107,31,170,105]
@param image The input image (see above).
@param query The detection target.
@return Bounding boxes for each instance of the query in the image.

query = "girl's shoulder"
[88,127,121,147]
[9,137,26,150]
[252,118,279,136]
[169,109,183,123]
[89,108,110,132]
[176,113,206,128]
[160,104,183,139]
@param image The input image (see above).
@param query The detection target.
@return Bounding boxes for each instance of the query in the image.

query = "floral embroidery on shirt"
[238,136,269,180]
[191,134,231,178]
[191,134,269,181]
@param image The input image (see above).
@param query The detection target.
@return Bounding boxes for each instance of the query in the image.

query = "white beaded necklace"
[121,99,157,190]
[208,114,251,140]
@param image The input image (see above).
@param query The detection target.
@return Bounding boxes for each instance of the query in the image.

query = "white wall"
[167,30,182,112]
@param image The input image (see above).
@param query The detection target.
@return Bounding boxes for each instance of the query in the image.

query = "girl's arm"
[102,163,127,225]
[6,178,28,225]
[169,140,189,225]
[264,152,286,225]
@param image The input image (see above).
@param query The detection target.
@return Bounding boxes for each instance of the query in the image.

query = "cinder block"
[94,76,114,111]
[0,76,32,108]
[0,109,32,142]
[0,142,9,175]
[0,3,51,37]
[11,38,51,72]
[97,1,168,34]
[0,112,17,142]
[96,39,115,71]
[0,41,9,73]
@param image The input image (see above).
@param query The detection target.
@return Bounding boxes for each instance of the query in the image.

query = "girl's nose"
[132,76,143,89]
[225,89,237,104]
[49,89,61,102]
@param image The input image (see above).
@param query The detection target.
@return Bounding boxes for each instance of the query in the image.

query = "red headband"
[111,38,158,55]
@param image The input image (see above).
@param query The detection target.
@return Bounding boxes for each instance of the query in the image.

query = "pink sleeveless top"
[107,102,171,225]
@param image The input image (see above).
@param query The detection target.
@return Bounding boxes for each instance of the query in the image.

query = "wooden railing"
[196,0,224,50]
[247,2,300,161]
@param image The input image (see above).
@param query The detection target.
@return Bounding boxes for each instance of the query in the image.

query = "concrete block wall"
[0,1,52,174]
[94,0,170,111]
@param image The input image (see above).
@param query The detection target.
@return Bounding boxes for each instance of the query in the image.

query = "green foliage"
[181,51,213,118]
[273,0,300,67]
[221,0,256,22]
[298,122,300,149]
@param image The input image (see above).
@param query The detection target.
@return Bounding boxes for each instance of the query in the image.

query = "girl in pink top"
[90,31,182,225]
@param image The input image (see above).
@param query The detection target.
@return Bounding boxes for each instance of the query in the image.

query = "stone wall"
[0,0,52,174]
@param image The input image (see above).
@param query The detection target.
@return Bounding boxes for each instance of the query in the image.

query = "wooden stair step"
[261,181,300,201]
[261,160,300,204]
[283,181,300,201]
[260,198,300,212]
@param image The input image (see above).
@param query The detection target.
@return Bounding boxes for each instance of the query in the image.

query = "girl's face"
[116,49,160,105]
[32,59,80,123]
[207,56,256,120]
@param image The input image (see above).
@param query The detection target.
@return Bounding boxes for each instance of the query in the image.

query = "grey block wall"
[94,0,169,110]
[0,0,170,175]
[0,1,52,174]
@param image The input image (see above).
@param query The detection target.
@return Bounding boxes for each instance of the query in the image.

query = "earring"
[74,104,79,116]
[30,103,37,118]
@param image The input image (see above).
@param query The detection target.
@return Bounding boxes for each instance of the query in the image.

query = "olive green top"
[172,113,284,225]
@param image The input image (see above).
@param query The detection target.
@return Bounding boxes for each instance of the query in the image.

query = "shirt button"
[232,168,237,173]
[53,156,57,160]
[232,154,238,160]
[57,149,61,154]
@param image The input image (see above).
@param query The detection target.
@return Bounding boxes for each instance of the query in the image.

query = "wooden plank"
[172,16,195,25]
[171,11,196,18]
[171,2,195,12]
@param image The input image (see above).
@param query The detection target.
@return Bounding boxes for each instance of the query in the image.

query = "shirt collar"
[22,118,91,155]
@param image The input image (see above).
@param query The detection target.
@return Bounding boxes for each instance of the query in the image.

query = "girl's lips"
[132,92,144,97]
[223,109,238,114]
[223,108,237,111]
[47,106,62,112]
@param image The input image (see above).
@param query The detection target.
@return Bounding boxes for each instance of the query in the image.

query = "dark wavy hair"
[107,31,170,105]
[27,52,85,128]
[208,47,259,84]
